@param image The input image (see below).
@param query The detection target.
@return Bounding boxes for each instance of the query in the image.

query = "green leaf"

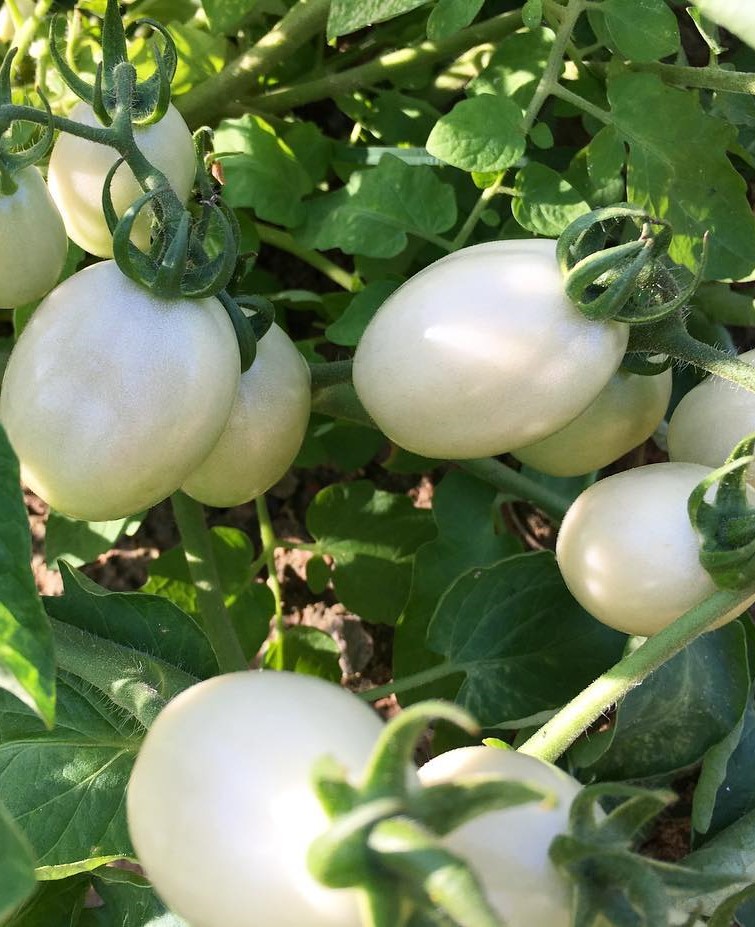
[608,71,755,280]
[327,0,431,39]
[426,95,526,173]
[306,555,331,595]
[307,481,436,625]
[426,552,626,726]
[426,0,484,41]
[166,21,225,96]
[325,281,401,347]
[201,0,260,34]
[681,810,755,916]
[5,875,90,927]
[215,114,313,227]
[335,91,441,147]
[142,527,274,662]
[601,0,680,61]
[512,162,590,237]
[0,425,55,727]
[0,801,36,922]
[79,869,189,927]
[45,512,142,570]
[469,27,555,109]
[573,623,750,781]
[690,0,755,49]
[692,282,755,327]
[263,626,341,682]
[522,0,542,28]
[283,121,333,187]
[296,416,386,471]
[586,125,626,196]
[297,155,456,258]
[393,470,522,704]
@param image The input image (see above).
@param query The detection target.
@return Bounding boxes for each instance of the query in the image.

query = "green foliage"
[327,0,431,39]
[426,95,526,173]
[0,803,36,922]
[512,162,590,236]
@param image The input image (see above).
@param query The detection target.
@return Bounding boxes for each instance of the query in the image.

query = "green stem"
[309,359,354,390]
[456,457,570,522]
[176,0,331,128]
[518,583,755,763]
[452,173,505,251]
[626,61,755,95]
[359,662,467,704]
[252,9,523,115]
[10,0,54,76]
[255,222,361,292]
[629,316,755,394]
[549,81,612,123]
[255,494,284,632]
[171,492,247,673]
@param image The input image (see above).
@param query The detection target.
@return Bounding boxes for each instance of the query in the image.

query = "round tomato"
[47,102,195,258]
[668,347,755,481]
[417,745,581,927]
[555,462,755,636]
[0,261,239,521]
[0,166,67,307]
[182,323,311,507]
[127,671,393,927]
[351,239,629,459]
[512,368,672,477]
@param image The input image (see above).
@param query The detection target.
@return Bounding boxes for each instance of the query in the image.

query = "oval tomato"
[555,462,755,636]
[182,323,311,507]
[418,745,581,927]
[351,239,629,459]
[127,671,391,927]
[47,102,195,258]
[668,347,755,480]
[0,261,239,521]
[512,368,672,477]
[0,166,67,307]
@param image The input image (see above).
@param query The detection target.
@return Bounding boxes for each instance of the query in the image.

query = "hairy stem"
[518,585,755,762]
[171,492,247,673]
[176,0,331,128]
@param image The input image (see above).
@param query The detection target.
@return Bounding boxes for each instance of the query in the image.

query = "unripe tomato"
[418,746,581,927]
[352,239,629,459]
[0,166,67,307]
[0,261,239,521]
[668,347,755,481]
[556,462,755,636]
[127,671,392,927]
[47,102,195,258]
[182,323,311,507]
[513,368,672,477]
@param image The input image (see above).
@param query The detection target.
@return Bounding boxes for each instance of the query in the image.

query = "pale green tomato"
[418,746,580,927]
[668,348,755,481]
[556,462,755,636]
[0,0,33,43]
[0,166,67,307]
[182,323,311,507]
[47,102,195,258]
[127,671,393,927]
[352,239,629,459]
[0,261,239,521]
[513,368,672,477]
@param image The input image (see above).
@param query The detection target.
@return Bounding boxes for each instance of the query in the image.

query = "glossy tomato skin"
[556,462,755,636]
[182,323,311,507]
[0,166,67,307]
[513,368,672,477]
[47,102,195,258]
[418,746,580,927]
[668,348,755,481]
[0,261,239,521]
[127,671,394,927]
[352,239,629,459]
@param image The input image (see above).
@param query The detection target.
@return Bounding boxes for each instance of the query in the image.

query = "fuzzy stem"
[309,359,354,390]
[255,222,361,292]
[518,584,755,763]
[176,0,331,128]
[171,492,247,673]
[624,61,755,95]
[251,10,523,115]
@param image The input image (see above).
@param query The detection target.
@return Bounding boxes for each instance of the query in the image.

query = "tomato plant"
[352,239,629,459]
[0,166,67,307]
[47,102,195,258]
[127,671,389,927]
[0,261,240,521]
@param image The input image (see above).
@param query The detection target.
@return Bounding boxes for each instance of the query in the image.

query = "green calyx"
[306,701,550,927]
[557,204,706,324]
[49,0,175,124]
[688,434,755,588]
[0,48,55,191]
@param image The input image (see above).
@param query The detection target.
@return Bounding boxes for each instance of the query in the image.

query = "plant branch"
[518,584,755,763]
[255,494,284,633]
[625,61,755,95]
[176,0,332,128]
[255,222,361,292]
[171,492,247,673]
[455,458,570,522]
[359,662,467,703]
[251,9,523,115]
